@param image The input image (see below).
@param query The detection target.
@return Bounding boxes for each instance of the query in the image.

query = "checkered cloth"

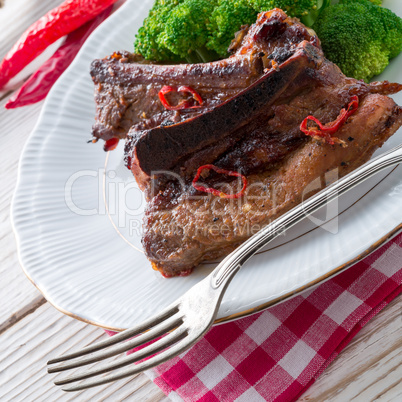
[143,233,402,401]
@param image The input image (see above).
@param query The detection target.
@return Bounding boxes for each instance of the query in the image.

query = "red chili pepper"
[192,164,248,199]
[159,85,204,110]
[104,137,119,152]
[0,0,119,89]
[5,6,113,109]
[300,96,359,145]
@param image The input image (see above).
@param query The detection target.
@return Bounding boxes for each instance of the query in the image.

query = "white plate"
[12,0,402,330]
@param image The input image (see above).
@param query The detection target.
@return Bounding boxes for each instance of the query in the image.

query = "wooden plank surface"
[0,0,401,400]
[0,303,167,401]
[0,2,167,400]
[0,290,399,400]
[0,96,44,325]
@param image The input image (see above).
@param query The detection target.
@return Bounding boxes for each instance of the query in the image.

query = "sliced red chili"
[159,85,204,110]
[104,137,119,152]
[300,96,359,145]
[192,164,247,199]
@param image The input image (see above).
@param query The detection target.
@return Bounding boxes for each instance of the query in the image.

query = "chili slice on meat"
[104,137,119,152]
[159,85,204,110]
[300,96,359,145]
[192,164,247,199]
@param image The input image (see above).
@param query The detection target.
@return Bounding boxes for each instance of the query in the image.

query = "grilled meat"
[142,93,402,277]
[91,10,402,277]
[126,41,322,195]
[90,9,318,142]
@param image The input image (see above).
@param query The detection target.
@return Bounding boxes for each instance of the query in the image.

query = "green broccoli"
[134,0,185,62]
[134,0,330,63]
[206,1,331,57]
[207,0,258,56]
[313,0,402,82]
[251,1,331,27]
[157,0,221,62]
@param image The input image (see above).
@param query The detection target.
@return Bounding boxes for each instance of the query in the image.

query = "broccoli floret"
[134,0,331,63]
[207,0,258,57]
[251,1,331,26]
[350,1,383,5]
[313,0,402,82]
[134,0,185,62]
[251,0,315,14]
[205,1,330,56]
[157,0,221,62]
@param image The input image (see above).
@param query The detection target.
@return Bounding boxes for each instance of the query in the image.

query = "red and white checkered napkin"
[145,233,402,402]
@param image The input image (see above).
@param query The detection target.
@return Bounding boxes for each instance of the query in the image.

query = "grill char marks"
[126,42,321,191]
[90,52,263,141]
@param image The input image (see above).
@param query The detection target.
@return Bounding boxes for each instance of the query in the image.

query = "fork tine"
[54,325,188,386]
[61,336,197,392]
[47,304,179,365]
[48,312,183,374]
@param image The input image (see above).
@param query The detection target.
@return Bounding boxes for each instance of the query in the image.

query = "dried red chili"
[5,6,113,109]
[192,164,247,199]
[300,96,359,145]
[0,0,118,89]
[159,85,204,110]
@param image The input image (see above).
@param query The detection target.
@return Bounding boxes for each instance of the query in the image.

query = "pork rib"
[126,41,322,194]
[90,9,318,142]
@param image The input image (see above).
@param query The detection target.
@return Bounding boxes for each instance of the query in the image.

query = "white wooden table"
[0,1,401,400]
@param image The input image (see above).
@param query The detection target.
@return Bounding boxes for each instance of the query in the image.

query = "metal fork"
[48,143,402,391]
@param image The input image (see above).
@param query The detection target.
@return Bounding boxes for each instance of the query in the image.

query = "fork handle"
[211,143,402,289]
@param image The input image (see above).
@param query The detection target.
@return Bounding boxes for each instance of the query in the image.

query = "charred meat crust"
[91,54,264,141]
[91,52,263,88]
[126,42,321,180]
